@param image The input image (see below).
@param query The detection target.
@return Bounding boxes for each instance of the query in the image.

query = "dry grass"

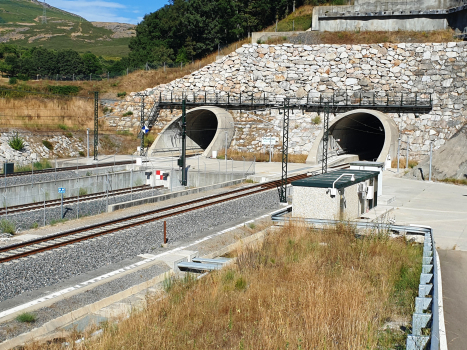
[25,222,422,349]
[391,158,419,169]
[439,177,467,186]
[317,29,458,45]
[0,97,102,131]
[222,149,308,163]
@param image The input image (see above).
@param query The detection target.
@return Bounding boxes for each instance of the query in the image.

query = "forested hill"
[128,0,321,65]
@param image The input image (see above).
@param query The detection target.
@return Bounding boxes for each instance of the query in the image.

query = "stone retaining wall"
[107,42,467,160]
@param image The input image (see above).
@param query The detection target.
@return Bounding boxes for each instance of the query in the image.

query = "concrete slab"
[383,171,467,250]
[156,254,188,271]
[62,314,108,333]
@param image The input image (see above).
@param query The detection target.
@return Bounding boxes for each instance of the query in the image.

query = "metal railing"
[270,209,446,350]
[151,90,432,113]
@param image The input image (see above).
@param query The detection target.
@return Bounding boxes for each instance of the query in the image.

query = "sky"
[45,0,169,24]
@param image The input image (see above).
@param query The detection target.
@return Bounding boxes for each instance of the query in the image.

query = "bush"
[42,140,53,150]
[57,124,68,130]
[116,130,132,136]
[64,132,73,138]
[17,73,29,81]
[79,188,87,196]
[0,219,16,234]
[16,312,36,323]
[47,85,81,95]
[8,133,24,151]
[8,77,17,85]
[312,116,321,125]
[122,111,133,116]
[33,160,52,170]
[117,92,127,98]
[79,151,85,157]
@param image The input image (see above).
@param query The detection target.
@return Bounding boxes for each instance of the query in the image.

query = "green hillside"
[0,0,132,57]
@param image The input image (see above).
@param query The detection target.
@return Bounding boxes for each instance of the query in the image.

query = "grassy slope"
[0,0,131,57]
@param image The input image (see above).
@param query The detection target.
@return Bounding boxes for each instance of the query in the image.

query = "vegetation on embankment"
[25,222,422,349]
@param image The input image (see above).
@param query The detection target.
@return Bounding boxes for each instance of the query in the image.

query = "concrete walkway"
[383,171,467,350]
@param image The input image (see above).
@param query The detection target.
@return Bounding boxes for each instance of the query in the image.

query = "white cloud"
[46,0,137,23]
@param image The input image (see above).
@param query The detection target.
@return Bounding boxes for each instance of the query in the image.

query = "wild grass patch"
[26,223,422,349]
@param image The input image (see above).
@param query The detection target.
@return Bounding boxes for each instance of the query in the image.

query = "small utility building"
[291,169,379,220]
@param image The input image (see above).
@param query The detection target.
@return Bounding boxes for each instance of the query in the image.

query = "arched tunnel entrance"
[306,109,399,165]
[330,112,385,161]
[149,106,234,157]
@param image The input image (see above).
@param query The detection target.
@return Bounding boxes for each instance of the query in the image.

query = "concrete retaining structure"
[109,41,467,162]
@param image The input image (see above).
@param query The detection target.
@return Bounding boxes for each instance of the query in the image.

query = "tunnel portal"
[330,112,386,161]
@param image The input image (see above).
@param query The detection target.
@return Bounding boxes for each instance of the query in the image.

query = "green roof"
[291,169,379,189]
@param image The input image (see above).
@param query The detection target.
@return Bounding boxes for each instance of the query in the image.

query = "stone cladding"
[107,42,467,159]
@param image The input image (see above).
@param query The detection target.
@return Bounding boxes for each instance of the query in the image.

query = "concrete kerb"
[0,209,282,350]
[108,178,245,212]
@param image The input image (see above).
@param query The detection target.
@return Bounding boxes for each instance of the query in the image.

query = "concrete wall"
[317,17,448,32]
[1,169,147,207]
[252,31,306,44]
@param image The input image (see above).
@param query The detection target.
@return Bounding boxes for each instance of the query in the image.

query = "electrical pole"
[93,92,98,161]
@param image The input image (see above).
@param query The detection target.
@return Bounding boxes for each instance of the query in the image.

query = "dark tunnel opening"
[186,110,218,149]
[330,113,386,161]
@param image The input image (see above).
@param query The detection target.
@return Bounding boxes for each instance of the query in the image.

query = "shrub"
[79,151,85,157]
[17,73,29,81]
[33,160,52,170]
[312,116,321,125]
[79,188,87,196]
[64,132,73,138]
[31,222,39,229]
[235,277,247,290]
[47,85,80,95]
[122,111,133,116]
[116,130,132,136]
[42,140,53,150]
[144,133,155,147]
[8,133,24,151]
[57,124,68,131]
[117,92,127,98]
[0,219,16,234]
[16,312,36,323]
[8,77,17,85]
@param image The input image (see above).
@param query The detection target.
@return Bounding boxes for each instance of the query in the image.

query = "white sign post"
[58,187,66,219]
[261,137,277,163]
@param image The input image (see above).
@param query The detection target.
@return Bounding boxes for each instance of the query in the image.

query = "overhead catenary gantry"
[136,90,432,202]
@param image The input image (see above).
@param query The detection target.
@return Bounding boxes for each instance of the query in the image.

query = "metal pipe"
[397,134,401,173]
[406,137,410,170]
[40,188,46,226]
[429,142,433,182]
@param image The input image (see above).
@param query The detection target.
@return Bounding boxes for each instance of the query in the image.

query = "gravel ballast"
[0,189,280,303]
[0,261,170,343]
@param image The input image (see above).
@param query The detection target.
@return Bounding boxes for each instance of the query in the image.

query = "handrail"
[270,210,447,349]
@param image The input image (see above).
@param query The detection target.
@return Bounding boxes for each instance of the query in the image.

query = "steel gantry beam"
[142,90,432,197]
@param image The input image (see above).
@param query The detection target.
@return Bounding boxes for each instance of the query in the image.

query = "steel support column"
[279,99,290,203]
[140,94,146,156]
[322,102,330,174]
[181,99,187,186]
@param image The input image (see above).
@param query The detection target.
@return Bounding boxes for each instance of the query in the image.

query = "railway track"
[3,160,136,178]
[0,173,309,264]
[0,185,161,216]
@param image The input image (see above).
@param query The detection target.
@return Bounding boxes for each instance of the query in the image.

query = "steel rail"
[0,173,310,263]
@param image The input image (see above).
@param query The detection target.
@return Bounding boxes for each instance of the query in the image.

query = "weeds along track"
[0,185,160,216]
[3,160,136,178]
[0,174,309,264]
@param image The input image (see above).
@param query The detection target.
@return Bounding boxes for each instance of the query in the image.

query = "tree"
[56,49,84,76]
[82,52,102,74]
[151,45,174,64]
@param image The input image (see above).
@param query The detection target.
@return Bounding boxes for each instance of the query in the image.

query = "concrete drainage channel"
[0,209,278,350]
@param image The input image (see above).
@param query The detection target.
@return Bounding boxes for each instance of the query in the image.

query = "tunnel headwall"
[110,41,467,160]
